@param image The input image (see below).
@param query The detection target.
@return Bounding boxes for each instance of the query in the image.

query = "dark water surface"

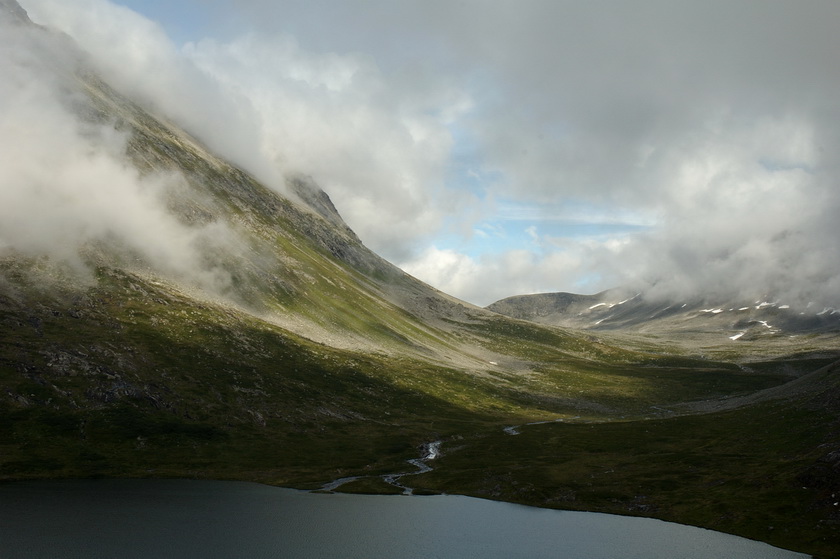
[0,479,809,558]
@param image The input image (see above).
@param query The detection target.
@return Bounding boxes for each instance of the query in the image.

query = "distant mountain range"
[1,2,839,556]
[487,289,840,339]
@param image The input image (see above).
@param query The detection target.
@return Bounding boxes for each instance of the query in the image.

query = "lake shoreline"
[0,478,810,559]
[0,473,816,559]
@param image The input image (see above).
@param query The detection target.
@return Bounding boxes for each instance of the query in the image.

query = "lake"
[0,479,809,558]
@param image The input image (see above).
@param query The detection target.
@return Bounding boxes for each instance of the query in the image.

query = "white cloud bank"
[0,15,238,291]
[22,0,475,263]
[13,0,840,307]
[401,245,603,307]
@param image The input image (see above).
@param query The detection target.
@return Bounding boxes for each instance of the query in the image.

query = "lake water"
[0,479,809,558]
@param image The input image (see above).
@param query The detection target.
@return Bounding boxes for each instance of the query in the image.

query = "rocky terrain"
[488,289,840,338]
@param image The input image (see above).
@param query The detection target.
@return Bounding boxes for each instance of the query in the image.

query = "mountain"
[488,289,840,343]
[2,3,839,556]
[4,0,656,481]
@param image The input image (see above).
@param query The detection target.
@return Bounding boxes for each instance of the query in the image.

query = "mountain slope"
[3,0,748,471]
[488,289,840,348]
[2,2,840,556]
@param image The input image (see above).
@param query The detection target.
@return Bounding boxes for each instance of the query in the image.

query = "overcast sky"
[14,0,840,306]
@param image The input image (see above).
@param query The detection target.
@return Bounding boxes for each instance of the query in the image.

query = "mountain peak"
[287,174,357,239]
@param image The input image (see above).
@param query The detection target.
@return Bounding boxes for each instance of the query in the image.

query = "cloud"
[182,32,474,261]
[22,0,279,192]
[401,244,604,307]
[22,0,476,263]
[603,113,840,305]
[17,0,840,306]
[0,17,239,292]
[393,1,840,304]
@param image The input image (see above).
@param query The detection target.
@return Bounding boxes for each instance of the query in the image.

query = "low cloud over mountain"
[9,0,840,306]
[0,9,243,292]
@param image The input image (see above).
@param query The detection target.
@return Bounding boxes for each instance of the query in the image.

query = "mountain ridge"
[487,288,840,339]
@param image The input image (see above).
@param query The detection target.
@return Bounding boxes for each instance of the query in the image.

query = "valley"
[1,1,839,557]
[3,258,838,556]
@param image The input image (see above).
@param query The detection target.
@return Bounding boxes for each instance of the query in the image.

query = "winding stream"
[320,440,442,494]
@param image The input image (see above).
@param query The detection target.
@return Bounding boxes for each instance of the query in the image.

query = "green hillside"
[2,3,840,556]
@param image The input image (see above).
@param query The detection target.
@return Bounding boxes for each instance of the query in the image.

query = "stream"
[319,440,442,494]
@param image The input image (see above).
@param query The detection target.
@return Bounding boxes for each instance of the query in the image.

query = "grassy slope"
[0,264,483,484]
[411,362,840,558]
[3,262,838,556]
[0,45,838,558]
